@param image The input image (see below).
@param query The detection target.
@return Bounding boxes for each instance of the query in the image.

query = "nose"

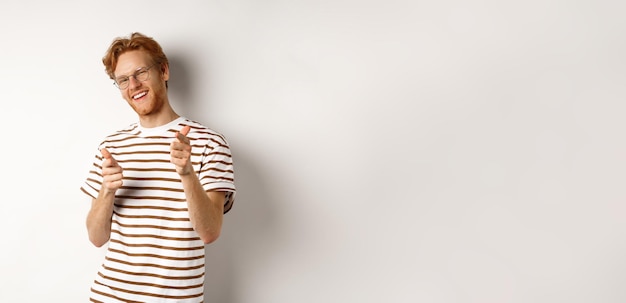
[128,75,142,88]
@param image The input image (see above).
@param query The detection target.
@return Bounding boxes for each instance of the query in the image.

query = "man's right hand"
[101,148,123,192]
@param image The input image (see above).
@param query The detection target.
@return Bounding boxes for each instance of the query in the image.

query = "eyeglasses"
[113,63,157,89]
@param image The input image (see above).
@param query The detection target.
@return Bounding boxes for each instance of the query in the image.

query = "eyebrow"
[115,66,149,80]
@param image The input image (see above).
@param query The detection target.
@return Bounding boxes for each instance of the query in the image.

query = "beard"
[128,85,168,117]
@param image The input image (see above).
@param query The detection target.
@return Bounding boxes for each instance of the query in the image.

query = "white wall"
[1,0,624,302]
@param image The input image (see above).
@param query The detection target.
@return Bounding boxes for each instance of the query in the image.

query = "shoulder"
[99,122,140,147]
[179,118,229,147]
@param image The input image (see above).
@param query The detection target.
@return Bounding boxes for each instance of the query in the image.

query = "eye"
[117,78,129,85]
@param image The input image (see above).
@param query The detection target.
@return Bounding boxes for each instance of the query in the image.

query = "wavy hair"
[102,32,169,80]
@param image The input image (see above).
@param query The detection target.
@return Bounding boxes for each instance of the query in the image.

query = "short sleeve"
[80,146,105,200]
[199,135,236,214]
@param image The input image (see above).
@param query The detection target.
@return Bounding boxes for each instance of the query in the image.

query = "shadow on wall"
[204,147,276,302]
[168,52,277,302]
[167,53,195,113]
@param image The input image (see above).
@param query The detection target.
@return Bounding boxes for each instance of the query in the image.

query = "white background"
[0,1,624,302]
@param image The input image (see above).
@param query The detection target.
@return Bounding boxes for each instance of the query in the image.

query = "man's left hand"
[171,125,193,175]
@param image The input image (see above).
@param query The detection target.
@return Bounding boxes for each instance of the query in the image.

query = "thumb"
[177,125,191,141]
[179,125,191,137]
[101,148,112,159]
[101,148,117,164]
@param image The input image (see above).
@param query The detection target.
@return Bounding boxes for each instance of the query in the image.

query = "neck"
[139,106,180,128]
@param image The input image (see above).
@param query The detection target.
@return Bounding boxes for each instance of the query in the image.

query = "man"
[81,32,235,302]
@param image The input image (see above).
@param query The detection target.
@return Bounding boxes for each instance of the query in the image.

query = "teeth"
[133,92,147,100]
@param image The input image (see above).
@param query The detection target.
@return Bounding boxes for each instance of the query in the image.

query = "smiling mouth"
[132,91,147,100]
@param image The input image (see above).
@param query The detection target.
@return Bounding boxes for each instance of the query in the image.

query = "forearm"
[180,173,224,244]
[86,190,116,247]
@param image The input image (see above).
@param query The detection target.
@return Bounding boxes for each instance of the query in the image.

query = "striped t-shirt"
[81,117,235,303]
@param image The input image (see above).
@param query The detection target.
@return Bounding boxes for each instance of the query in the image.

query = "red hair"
[102,32,169,80]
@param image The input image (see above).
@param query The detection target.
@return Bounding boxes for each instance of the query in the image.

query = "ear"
[161,63,170,82]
